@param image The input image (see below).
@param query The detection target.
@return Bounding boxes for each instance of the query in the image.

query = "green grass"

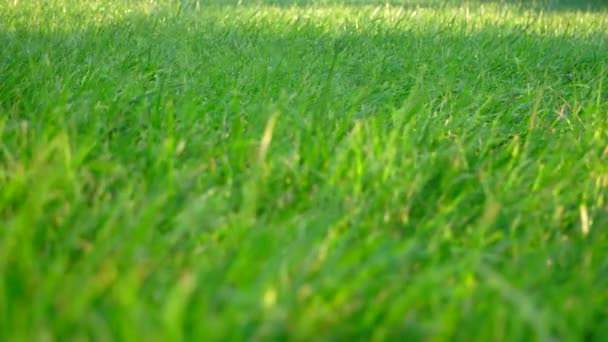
[1,0,608,340]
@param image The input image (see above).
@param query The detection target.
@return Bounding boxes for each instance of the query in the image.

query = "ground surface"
[1,0,608,340]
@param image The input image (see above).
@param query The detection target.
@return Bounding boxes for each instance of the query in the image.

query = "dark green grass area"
[1,0,608,340]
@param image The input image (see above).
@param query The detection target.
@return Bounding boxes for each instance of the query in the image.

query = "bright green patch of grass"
[1,0,608,339]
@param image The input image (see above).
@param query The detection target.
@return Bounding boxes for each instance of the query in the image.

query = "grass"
[1,0,608,340]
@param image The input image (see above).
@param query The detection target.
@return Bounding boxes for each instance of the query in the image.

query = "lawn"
[1,0,607,340]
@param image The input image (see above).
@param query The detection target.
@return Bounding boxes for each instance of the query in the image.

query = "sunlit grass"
[1,0,607,340]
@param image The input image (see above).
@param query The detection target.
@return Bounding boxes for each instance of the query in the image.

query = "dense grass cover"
[1,0,608,339]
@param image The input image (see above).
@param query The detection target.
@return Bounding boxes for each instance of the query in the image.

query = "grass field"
[1,0,608,340]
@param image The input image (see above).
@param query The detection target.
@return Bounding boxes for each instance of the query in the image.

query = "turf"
[1,0,608,340]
